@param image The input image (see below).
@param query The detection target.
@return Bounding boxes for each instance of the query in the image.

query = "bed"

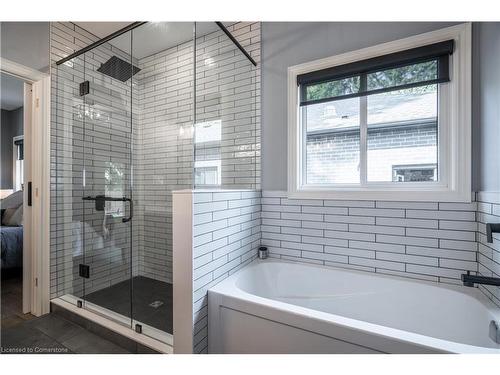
[0,191,24,271]
[0,225,23,270]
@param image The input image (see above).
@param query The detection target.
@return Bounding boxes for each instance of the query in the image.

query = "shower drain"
[149,300,164,308]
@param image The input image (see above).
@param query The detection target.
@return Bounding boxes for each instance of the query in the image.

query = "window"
[104,161,125,218]
[194,120,222,188]
[366,86,437,183]
[13,137,24,192]
[288,24,471,202]
[392,164,437,182]
[194,165,220,187]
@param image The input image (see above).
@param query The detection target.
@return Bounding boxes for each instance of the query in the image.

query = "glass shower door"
[54,54,87,308]
[55,22,208,344]
[127,23,195,343]
[79,31,134,328]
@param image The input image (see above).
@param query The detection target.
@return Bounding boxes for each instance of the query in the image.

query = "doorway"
[1,72,31,326]
[1,59,51,326]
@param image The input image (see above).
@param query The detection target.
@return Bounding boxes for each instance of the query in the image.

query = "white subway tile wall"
[477,192,500,307]
[136,22,261,283]
[134,35,194,285]
[192,190,261,353]
[195,22,261,190]
[261,191,479,285]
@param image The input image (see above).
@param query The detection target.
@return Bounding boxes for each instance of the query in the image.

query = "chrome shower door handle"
[122,198,133,223]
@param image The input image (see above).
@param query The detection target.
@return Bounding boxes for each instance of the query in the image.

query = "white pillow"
[3,205,23,226]
[2,207,17,225]
[0,190,23,209]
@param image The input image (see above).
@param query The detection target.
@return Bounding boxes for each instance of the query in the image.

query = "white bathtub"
[208,259,500,353]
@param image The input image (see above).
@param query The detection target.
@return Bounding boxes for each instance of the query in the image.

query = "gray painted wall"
[0,22,50,72]
[260,22,463,190]
[472,23,500,192]
[1,107,23,189]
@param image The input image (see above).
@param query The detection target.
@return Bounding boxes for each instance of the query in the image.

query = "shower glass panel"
[129,22,195,339]
[194,22,259,190]
[79,30,134,328]
[54,54,87,308]
[54,22,197,343]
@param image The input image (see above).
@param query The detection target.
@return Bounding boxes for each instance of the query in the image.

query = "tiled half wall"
[172,190,261,354]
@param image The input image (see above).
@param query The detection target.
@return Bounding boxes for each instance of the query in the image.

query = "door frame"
[1,58,51,316]
[22,85,32,314]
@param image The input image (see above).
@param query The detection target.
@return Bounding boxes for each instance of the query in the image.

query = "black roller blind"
[298,40,454,106]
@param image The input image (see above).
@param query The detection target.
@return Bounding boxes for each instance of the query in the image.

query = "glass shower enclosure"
[52,22,259,344]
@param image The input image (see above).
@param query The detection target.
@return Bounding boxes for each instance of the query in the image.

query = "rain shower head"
[97,55,141,82]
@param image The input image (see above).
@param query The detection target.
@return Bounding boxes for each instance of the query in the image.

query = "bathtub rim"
[235,258,500,311]
[209,258,500,354]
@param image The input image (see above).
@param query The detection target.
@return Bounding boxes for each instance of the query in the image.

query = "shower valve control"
[79,80,90,96]
[79,264,90,279]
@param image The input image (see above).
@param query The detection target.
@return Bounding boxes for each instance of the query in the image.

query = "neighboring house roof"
[305,90,437,132]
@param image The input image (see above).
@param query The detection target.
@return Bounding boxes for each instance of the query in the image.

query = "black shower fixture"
[97,55,141,82]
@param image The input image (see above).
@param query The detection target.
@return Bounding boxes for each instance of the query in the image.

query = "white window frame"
[194,160,222,187]
[287,23,471,202]
[13,135,24,192]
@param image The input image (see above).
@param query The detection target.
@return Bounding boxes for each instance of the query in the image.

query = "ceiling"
[1,73,24,111]
[74,22,131,39]
[74,22,226,59]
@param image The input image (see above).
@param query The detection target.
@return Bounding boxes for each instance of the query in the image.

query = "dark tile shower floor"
[85,276,172,334]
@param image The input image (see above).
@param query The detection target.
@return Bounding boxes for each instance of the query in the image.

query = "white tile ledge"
[51,298,173,354]
[477,191,500,205]
[173,189,261,194]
